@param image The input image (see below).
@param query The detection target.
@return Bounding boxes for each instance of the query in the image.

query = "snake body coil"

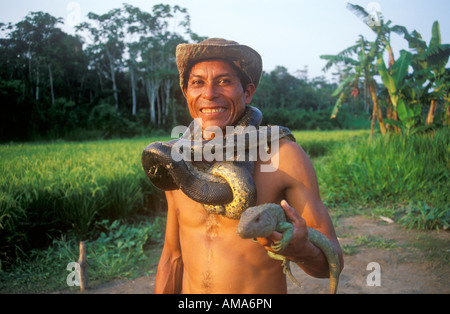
[142,106,293,217]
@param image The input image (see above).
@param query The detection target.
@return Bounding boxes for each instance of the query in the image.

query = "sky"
[1,0,449,81]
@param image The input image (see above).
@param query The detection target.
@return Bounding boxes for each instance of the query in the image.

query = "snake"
[141,105,294,219]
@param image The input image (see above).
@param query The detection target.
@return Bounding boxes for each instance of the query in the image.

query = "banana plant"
[321,36,386,135]
[403,21,450,126]
[321,41,361,119]
[347,3,411,132]
[347,3,408,69]
[377,50,421,134]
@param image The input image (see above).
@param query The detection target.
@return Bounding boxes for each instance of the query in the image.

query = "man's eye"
[218,79,231,85]
[191,80,203,85]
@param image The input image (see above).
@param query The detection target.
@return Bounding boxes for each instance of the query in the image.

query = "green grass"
[0,137,170,264]
[315,128,449,229]
[0,216,166,293]
[340,235,399,256]
[292,129,370,158]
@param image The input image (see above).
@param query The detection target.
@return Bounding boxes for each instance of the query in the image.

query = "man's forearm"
[290,239,331,278]
[154,254,184,294]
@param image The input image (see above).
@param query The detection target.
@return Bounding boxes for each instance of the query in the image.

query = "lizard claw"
[271,240,283,252]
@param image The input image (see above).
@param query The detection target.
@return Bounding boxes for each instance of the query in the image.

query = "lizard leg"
[267,252,302,288]
[271,222,293,252]
[267,250,284,261]
[282,258,302,287]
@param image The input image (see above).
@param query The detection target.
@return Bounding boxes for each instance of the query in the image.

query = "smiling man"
[184,59,254,133]
[154,38,343,294]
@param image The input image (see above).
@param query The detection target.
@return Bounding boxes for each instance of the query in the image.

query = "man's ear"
[244,83,256,104]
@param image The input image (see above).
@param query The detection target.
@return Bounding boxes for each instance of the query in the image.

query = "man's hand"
[256,200,310,261]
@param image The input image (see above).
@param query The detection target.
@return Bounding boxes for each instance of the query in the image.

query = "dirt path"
[76,215,449,294]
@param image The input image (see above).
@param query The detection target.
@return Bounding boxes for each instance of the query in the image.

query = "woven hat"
[176,38,263,93]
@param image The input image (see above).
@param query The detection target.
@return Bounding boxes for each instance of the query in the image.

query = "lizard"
[236,203,341,294]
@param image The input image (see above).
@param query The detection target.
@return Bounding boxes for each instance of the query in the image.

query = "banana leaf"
[377,57,398,105]
[331,75,354,97]
[377,50,412,107]
[390,50,413,90]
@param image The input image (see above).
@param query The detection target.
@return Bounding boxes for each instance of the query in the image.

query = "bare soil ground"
[74,215,449,294]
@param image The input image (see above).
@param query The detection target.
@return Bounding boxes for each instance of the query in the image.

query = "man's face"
[184,59,255,135]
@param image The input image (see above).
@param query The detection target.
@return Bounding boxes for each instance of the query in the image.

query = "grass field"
[315,129,449,223]
[0,128,448,292]
[0,137,170,263]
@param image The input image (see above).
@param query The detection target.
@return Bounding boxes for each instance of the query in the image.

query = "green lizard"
[236,203,341,294]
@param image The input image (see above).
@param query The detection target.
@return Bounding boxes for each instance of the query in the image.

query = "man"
[154,38,343,294]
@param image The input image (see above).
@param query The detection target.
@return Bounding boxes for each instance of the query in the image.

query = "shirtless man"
[154,38,343,294]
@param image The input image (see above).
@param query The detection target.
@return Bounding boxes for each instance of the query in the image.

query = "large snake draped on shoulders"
[141,105,341,293]
[141,106,294,219]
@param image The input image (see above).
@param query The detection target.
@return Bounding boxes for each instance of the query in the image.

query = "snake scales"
[141,105,340,293]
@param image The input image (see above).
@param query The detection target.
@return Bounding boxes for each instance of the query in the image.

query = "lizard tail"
[307,227,341,294]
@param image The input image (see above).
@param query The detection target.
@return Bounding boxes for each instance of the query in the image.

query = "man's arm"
[260,140,344,278]
[154,190,184,294]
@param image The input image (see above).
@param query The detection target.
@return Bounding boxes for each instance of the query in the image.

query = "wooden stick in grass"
[78,241,88,292]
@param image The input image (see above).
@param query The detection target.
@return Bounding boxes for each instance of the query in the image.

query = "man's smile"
[200,107,227,114]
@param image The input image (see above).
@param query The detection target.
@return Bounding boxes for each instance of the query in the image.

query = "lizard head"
[236,205,277,239]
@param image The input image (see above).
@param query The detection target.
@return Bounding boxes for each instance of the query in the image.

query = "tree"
[76,8,125,110]
[346,3,408,68]
[403,21,450,126]
[324,3,449,136]
[1,5,206,141]
[321,36,386,136]
[0,11,88,140]
[122,4,197,126]
[346,3,409,131]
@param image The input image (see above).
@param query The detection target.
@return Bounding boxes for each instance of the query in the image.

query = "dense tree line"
[0,4,365,142]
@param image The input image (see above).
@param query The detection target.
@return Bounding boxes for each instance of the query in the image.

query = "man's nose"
[202,82,218,100]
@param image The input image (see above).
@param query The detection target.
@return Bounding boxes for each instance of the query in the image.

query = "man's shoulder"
[278,138,306,158]
[277,138,315,176]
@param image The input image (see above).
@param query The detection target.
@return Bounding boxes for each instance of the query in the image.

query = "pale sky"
[1,0,449,80]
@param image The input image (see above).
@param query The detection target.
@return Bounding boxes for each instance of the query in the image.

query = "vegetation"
[0,137,169,264]
[321,3,449,136]
[314,3,449,230]
[315,128,449,229]
[0,4,200,142]
[0,217,165,293]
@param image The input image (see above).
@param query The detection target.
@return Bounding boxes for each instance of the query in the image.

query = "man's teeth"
[202,108,226,113]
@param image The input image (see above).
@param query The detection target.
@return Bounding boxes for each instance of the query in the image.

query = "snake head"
[141,141,178,191]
